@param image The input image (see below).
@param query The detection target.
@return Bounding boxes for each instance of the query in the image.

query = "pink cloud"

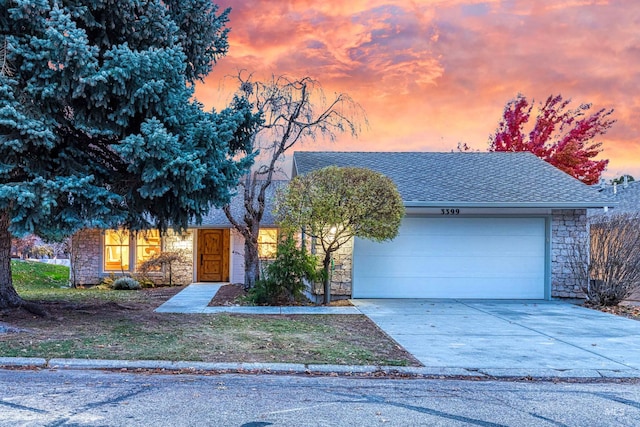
[197,0,640,180]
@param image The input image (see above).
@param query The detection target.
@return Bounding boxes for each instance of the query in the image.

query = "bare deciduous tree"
[223,72,366,289]
[11,235,38,259]
[569,213,640,306]
[138,250,187,286]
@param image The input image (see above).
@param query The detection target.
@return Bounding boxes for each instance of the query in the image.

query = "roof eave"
[403,201,616,209]
[291,154,300,178]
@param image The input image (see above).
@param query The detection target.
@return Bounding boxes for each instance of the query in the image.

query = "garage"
[293,151,612,300]
[352,216,547,299]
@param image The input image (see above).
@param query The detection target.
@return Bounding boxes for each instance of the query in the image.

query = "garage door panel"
[352,217,546,299]
[398,217,544,237]
[355,255,545,278]
[359,277,544,299]
[356,235,545,257]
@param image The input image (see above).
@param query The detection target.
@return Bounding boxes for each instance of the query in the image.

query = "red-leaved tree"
[488,94,615,185]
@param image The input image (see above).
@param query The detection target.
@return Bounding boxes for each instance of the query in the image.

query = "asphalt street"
[1,369,640,426]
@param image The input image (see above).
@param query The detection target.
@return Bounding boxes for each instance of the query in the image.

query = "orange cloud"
[197,0,640,180]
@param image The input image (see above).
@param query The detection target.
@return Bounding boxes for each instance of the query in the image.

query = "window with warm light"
[257,229,278,259]
[104,230,130,271]
[103,229,162,272]
[136,230,161,268]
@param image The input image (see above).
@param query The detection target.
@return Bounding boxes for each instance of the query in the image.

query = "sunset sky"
[195,0,640,181]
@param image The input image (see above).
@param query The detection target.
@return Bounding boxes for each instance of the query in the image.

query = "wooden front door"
[197,229,230,282]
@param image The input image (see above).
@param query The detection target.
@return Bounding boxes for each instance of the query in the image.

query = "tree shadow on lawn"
[0,287,419,367]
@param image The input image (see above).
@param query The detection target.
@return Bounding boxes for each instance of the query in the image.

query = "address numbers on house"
[441,208,460,215]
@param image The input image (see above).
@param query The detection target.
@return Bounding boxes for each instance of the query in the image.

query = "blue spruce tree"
[0,0,259,312]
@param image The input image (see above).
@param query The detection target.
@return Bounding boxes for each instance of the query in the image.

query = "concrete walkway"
[155,283,360,314]
[151,285,640,378]
[352,299,640,378]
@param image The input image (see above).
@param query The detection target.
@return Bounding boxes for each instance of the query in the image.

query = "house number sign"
[440,208,460,215]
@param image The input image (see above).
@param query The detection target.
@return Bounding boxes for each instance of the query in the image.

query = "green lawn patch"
[11,260,69,290]
[1,262,419,367]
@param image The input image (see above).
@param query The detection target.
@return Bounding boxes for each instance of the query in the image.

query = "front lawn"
[1,261,418,367]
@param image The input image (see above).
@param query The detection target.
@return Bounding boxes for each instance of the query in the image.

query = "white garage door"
[352,217,546,299]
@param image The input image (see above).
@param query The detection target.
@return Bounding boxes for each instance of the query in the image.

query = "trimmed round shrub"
[111,277,142,290]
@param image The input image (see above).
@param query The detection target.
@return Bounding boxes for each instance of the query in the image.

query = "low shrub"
[248,233,320,305]
[569,213,640,306]
[99,273,117,288]
[249,278,283,305]
[131,274,157,288]
[111,277,142,291]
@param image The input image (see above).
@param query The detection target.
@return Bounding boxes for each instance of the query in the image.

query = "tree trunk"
[0,209,48,316]
[0,209,25,308]
[223,174,266,291]
[244,236,260,290]
[322,252,332,305]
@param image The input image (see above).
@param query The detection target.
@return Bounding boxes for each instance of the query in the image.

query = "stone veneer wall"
[69,228,194,286]
[551,209,588,298]
[311,237,353,297]
[160,229,194,285]
[70,229,102,286]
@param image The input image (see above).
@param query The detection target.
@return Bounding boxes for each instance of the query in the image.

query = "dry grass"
[1,268,419,366]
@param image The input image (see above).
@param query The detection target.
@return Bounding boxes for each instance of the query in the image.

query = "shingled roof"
[199,180,285,227]
[596,181,640,214]
[292,151,612,208]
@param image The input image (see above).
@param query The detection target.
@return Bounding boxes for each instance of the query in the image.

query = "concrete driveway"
[352,299,640,377]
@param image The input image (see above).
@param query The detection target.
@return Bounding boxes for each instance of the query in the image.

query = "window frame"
[103,229,131,272]
[102,229,162,273]
[257,228,279,260]
[135,229,162,270]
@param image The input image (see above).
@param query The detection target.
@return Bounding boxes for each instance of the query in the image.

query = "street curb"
[1,357,640,379]
[0,357,48,367]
